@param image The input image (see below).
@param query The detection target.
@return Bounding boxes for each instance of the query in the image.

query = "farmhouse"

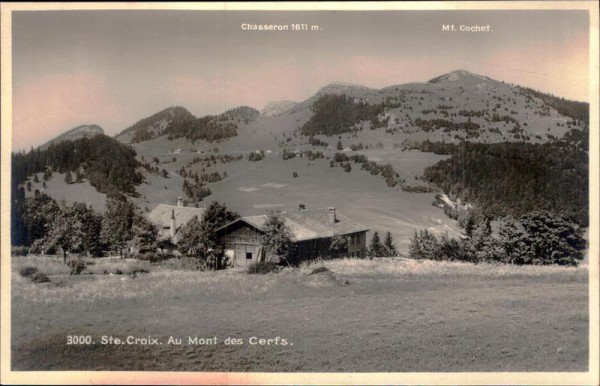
[216,207,368,266]
[146,197,205,243]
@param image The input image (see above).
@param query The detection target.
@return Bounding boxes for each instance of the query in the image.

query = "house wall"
[220,223,263,267]
[347,231,367,258]
[293,231,368,262]
[219,222,369,265]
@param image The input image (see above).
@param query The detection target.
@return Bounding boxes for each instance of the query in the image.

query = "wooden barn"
[216,207,368,266]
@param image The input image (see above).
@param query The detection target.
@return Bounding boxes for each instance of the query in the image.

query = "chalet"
[146,197,205,243]
[216,207,368,267]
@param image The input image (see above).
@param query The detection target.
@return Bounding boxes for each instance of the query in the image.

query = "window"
[246,252,252,260]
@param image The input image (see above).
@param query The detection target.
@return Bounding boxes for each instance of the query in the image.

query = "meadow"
[11,255,588,372]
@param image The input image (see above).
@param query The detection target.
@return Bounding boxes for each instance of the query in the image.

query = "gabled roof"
[218,208,368,242]
[147,204,205,232]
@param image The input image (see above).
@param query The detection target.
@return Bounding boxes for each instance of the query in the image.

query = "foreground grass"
[11,255,588,372]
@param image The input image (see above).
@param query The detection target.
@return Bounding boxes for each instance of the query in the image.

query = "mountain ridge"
[39,124,104,150]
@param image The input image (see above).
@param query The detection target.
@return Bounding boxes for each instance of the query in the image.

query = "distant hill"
[261,101,298,116]
[13,134,143,199]
[115,106,195,143]
[115,106,259,144]
[39,124,104,150]
[293,70,588,142]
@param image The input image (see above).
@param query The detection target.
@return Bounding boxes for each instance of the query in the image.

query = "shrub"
[136,252,166,263]
[12,246,30,256]
[282,148,297,160]
[292,171,299,178]
[128,267,150,278]
[19,266,38,278]
[309,266,330,275]
[247,262,279,274]
[68,259,87,275]
[248,151,265,162]
[31,272,50,283]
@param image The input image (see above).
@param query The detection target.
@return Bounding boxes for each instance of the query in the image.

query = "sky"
[11,8,590,150]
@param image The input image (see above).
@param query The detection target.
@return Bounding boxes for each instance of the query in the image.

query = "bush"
[12,246,30,256]
[31,272,50,283]
[248,151,265,162]
[68,259,87,275]
[19,266,38,278]
[128,267,150,278]
[156,256,206,271]
[247,262,279,274]
[309,266,330,275]
[136,252,166,263]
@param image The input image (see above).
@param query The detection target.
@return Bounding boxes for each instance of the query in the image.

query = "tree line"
[15,193,157,263]
[409,211,586,266]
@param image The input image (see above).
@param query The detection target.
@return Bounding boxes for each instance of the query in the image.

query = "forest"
[301,94,385,136]
[126,106,259,144]
[518,86,589,124]
[423,141,588,226]
[12,135,143,197]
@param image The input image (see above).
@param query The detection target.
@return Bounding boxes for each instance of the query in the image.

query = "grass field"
[11,255,588,372]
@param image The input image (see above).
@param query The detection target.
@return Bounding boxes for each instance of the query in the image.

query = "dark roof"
[218,208,368,242]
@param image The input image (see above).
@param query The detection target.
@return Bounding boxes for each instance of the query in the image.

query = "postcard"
[1,2,598,385]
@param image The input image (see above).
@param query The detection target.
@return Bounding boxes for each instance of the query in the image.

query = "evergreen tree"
[76,169,84,183]
[79,204,104,257]
[368,231,386,258]
[65,171,73,184]
[383,231,398,257]
[463,217,502,263]
[33,174,39,183]
[337,139,343,150]
[408,229,439,260]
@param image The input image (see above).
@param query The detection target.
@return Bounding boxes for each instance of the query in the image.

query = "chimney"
[177,197,184,207]
[328,207,336,223]
[170,209,176,239]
